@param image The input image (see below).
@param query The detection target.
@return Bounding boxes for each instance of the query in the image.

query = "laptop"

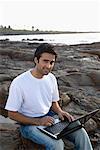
[37,109,99,139]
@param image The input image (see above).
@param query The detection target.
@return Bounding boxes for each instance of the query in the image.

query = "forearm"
[8,111,41,125]
[51,101,62,114]
[51,102,74,121]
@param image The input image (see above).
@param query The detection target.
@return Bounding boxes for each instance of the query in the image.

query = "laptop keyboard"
[45,121,68,134]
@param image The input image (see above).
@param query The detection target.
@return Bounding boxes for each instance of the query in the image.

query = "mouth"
[43,69,51,74]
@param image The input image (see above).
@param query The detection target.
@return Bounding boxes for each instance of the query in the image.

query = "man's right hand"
[39,116,54,126]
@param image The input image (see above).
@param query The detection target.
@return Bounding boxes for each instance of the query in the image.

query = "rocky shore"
[0,40,100,150]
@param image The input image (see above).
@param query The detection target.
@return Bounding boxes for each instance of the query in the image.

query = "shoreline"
[0,30,100,36]
[0,38,100,46]
[0,38,100,47]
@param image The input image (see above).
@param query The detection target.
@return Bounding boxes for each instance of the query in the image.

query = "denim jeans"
[20,111,93,150]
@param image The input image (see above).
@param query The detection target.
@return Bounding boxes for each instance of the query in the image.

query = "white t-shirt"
[5,70,59,117]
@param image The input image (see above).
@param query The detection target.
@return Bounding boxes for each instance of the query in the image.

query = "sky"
[0,0,100,32]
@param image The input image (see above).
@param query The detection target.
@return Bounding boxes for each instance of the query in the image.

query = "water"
[0,33,100,45]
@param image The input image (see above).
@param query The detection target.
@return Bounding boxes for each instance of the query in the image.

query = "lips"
[43,69,50,74]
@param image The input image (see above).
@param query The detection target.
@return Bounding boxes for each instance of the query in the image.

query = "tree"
[32,26,34,31]
[8,25,12,29]
[0,25,3,28]
[36,29,39,31]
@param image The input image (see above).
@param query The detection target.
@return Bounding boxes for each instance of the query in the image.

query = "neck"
[31,68,43,79]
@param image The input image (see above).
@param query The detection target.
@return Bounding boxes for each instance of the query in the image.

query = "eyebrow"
[43,59,55,64]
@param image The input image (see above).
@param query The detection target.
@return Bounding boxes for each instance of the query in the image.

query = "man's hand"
[39,116,54,126]
[58,110,74,122]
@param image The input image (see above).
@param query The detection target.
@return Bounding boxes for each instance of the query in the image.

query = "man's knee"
[78,128,89,138]
[48,139,64,150]
[55,139,64,150]
[74,128,88,138]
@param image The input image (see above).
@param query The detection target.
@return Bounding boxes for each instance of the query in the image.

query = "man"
[5,43,93,150]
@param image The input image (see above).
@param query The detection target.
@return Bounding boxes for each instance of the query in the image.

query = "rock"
[0,41,100,149]
[84,118,97,133]
[87,70,100,86]
[0,121,74,150]
[60,92,71,106]
[0,123,21,150]
[0,123,45,150]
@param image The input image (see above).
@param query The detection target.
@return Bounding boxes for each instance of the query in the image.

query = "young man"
[5,43,93,150]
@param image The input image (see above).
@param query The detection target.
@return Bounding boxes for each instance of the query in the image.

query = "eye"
[50,61,55,65]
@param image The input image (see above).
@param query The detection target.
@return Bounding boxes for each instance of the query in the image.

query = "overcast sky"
[0,0,100,31]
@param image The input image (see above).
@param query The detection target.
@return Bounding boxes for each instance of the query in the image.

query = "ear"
[34,57,38,64]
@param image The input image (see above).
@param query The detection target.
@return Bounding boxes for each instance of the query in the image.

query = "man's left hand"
[58,110,74,122]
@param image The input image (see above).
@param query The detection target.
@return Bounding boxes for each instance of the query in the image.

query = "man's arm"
[51,101,74,121]
[8,111,54,126]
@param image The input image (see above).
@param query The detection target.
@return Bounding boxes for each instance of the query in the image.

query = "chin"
[44,72,49,75]
[44,71,50,75]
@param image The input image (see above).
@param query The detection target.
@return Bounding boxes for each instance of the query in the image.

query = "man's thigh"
[20,125,63,147]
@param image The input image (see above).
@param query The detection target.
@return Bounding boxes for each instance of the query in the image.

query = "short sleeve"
[5,80,23,111]
[52,76,59,102]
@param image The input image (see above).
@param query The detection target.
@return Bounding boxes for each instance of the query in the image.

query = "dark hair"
[34,43,57,61]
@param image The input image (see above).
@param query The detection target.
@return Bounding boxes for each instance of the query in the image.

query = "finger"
[63,113,72,122]
[61,116,64,121]
[58,114,64,121]
[67,115,74,122]
[47,122,52,126]
[46,116,54,124]
[70,115,74,121]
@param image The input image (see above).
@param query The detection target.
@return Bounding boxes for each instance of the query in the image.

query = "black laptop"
[37,109,99,139]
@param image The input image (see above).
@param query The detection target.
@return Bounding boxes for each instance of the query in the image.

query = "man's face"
[35,52,56,76]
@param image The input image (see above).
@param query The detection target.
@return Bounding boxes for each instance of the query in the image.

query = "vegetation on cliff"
[0,25,99,35]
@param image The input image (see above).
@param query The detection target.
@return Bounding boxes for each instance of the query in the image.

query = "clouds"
[0,0,100,31]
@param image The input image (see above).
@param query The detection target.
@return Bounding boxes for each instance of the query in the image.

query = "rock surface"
[0,40,100,149]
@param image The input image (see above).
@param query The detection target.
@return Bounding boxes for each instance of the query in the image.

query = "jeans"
[20,112,93,150]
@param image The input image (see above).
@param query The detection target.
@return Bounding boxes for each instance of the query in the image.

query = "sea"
[0,32,100,45]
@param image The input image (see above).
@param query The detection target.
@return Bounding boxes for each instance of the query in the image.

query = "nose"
[46,63,51,69]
